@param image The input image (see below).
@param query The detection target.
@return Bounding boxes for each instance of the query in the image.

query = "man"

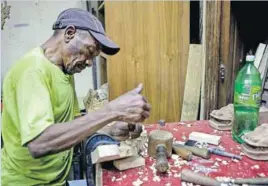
[1,8,151,186]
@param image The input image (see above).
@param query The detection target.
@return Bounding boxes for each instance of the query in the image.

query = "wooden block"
[189,132,221,145]
[113,156,145,171]
[91,131,148,164]
[181,44,202,121]
[91,144,120,164]
[254,43,266,69]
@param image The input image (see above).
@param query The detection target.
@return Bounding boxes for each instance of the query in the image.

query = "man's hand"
[98,121,143,141]
[107,84,151,123]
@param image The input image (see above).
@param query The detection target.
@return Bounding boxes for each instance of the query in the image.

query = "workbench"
[101,121,268,186]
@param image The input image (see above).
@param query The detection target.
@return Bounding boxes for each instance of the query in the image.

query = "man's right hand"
[107,84,151,123]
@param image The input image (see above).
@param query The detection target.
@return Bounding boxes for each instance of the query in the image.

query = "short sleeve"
[71,77,81,117]
[16,70,55,146]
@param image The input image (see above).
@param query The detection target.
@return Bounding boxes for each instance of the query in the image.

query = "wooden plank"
[181,44,202,121]
[201,0,222,119]
[254,43,266,69]
[95,163,103,186]
[105,1,190,123]
[259,46,268,81]
[218,0,232,108]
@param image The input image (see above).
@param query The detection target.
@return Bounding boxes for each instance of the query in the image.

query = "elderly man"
[1,8,151,186]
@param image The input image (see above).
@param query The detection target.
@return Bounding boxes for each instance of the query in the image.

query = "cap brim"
[89,31,120,55]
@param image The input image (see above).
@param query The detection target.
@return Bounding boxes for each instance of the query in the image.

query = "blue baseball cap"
[53,8,120,55]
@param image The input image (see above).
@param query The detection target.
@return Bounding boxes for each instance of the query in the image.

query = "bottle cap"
[246,55,255,62]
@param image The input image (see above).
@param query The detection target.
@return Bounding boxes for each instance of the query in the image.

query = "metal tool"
[208,147,242,160]
[148,120,173,173]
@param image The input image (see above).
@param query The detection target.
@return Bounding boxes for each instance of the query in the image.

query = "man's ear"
[64,25,76,43]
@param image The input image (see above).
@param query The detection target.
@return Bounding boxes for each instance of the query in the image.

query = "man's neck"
[41,37,64,71]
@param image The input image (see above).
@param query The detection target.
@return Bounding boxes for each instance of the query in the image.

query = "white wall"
[1,0,95,109]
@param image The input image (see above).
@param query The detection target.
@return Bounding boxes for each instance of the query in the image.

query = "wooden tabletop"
[101,120,268,186]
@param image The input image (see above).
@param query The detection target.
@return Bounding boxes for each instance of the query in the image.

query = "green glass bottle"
[232,55,262,143]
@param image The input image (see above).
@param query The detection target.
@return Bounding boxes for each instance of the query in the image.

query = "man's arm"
[27,84,151,159]
[27,105,118,158]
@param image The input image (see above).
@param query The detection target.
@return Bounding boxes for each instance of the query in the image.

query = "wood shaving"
[174,173,181,178]
[143,177,148,181]
[112,176,116,182]
[222,160,228,165]
[187,124,192,127]
[214,162,220,167]
[123,175,127,179]
[171,154,179,160]
[153,175,161,182]
[216,158,222,162]
[232,159,239,163]
[251,165,260,169]
[240,152,245,156]
[258,173,266,177]
[132,178,143,186]
[182,135,187,140]
[165,183,171,186]
[173,128,178,131]
[116,178,123,181]
[138,172,143,175]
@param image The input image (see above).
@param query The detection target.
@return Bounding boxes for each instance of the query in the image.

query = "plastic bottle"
[232,55,262,143]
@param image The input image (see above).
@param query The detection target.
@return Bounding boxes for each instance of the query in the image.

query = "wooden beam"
[201,0,222,119]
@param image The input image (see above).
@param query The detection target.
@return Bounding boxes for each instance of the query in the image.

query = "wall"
[1,0,94,109]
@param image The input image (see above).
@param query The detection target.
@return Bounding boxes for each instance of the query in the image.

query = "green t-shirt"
[1,47,81,186]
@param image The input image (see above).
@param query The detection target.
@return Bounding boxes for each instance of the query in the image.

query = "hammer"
[148,120,173,173]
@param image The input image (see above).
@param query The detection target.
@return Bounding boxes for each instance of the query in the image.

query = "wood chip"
[132,178,143,186]
[153,175,161,182]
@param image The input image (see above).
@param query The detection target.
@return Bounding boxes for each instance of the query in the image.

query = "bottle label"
[234,84,261,106]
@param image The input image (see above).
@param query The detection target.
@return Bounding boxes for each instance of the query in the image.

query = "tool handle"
[185,145,210,159]
[234,177,268,185]
[172,144,193,161]
[174,144,210,159]
[181,169,221,186]
[155,145,169,173]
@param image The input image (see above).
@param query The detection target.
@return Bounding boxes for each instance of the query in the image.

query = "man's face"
[62,27,101,75]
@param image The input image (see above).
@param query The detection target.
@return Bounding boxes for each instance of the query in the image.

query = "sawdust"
[216,158,222,162]
[111,176,116,182]
[132,178,143,186]
[116,178,123,181]
[165,183,171,186]
[174,173,180,178]
[122,175,127,179]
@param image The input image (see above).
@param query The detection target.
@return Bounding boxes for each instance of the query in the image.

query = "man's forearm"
[27,106,118,158]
